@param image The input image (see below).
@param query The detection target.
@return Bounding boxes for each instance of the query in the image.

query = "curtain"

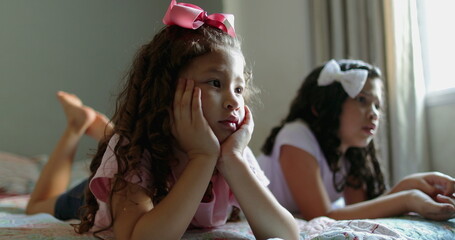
[383,0,430,183]
[308,0,431,184]
[307,0,392,183]
[308,0,385,67]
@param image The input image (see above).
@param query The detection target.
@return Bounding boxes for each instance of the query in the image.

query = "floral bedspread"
[0,195,453,240]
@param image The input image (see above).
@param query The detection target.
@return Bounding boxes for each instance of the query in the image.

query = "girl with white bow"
[258,59,455,221]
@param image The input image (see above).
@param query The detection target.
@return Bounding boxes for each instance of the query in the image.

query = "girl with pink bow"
[258,59,455,221]
[25,1,299,239]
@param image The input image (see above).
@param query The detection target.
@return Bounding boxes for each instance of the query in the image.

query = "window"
[419,0,455,95]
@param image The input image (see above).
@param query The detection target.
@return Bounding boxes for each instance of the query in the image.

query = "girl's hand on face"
[172,78,220,160]
[406,189,455,221]
[218,106,254,165]
[398,172,455,198]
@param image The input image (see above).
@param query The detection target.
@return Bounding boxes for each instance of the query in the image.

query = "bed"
[1,151,454,240]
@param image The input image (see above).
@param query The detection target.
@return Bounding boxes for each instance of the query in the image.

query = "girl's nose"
[224,92,240,110]
[369,105,380,121]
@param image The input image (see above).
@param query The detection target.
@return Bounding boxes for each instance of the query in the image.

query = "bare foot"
[57,91,97,137]
[86,112,114,141]
[57,91,114,140]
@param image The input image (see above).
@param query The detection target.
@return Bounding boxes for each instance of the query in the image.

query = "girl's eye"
[235,87,244,94]
[355,96,367,104]
[208,80,221,88]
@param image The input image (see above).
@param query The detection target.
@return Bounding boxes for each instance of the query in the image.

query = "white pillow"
[0,151,40,194]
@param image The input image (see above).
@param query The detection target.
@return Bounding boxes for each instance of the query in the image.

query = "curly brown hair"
[261,59,386,201]
[74,25,255,235]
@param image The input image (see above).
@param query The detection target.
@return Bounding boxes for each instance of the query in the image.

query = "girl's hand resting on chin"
[217,106,254,168]
[172,78,220,160]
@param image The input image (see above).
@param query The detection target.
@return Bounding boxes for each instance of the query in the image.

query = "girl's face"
[338,78,383,153]
[180,47,246,143]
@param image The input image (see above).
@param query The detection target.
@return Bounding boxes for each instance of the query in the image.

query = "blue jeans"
[54,179,88,220]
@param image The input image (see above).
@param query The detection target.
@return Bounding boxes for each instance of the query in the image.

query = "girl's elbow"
[287,221,301,240]
[274,214,301,240]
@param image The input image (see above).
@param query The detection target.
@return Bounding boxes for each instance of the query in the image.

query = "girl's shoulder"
[282,120,312,132]
[279,120,317,144]
[276,120,322,160]
[89,134,153,203]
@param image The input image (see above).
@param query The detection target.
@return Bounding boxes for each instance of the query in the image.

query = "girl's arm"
[111,155,217,240]
[280,145,455,221]
[327,188,454,220]
[111,79,220,240]
[218,158,299,240]
[280,145,332,220]
[217,107,300,240]
[343,181,368,205]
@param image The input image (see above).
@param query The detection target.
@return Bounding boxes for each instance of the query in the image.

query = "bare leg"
[26,91,112,215]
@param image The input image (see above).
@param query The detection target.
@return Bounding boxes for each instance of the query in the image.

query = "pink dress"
[89,134,269,232]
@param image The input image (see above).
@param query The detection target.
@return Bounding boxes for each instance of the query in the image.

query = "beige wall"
[224,0,313,155]
[0,0,221,160]
[224,0,455,176]
[3,0,452,176]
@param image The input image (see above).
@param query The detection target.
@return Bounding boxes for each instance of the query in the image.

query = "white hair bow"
[317,59,368,98]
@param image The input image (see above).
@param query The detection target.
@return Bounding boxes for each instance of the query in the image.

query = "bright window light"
[421,0,455,93]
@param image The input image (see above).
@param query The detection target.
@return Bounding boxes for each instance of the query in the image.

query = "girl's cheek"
[239,104,246,123]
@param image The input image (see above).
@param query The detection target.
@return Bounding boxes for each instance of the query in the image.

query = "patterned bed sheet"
[0,195,453,240]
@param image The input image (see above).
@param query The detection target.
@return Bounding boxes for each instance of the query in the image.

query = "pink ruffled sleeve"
[88,134,153,231]
[89,135,153,203]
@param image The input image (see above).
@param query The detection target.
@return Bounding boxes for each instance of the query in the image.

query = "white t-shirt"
[257,120,346,214]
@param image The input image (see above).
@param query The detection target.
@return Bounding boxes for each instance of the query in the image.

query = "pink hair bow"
[318,59,368,98]
[162,0,236,37]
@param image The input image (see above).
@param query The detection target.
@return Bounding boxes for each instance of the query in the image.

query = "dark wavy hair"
[74,25,254,235]
[261,59,386,200]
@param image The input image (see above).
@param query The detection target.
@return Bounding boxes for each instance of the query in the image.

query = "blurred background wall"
[0,0,221,161]
[1,0,453,179]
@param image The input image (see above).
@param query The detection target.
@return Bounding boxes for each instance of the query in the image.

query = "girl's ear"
[311,106,319,117]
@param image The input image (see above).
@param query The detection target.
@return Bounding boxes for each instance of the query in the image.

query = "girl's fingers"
[170,115,177,138]
[192,87,203,122]
[181,79,194,120]
[173,78,185,120]
[426,173,455,196]
[436,194,455,206]
[242,105,254,133]
[444,179,455,196]
[232,106,253,142]
[435,195,455,219]
[420,180,440,196]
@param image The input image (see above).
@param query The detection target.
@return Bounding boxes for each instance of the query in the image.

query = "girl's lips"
[219,120,238,131]
[362,125,376,135]
[219,115,239,131]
